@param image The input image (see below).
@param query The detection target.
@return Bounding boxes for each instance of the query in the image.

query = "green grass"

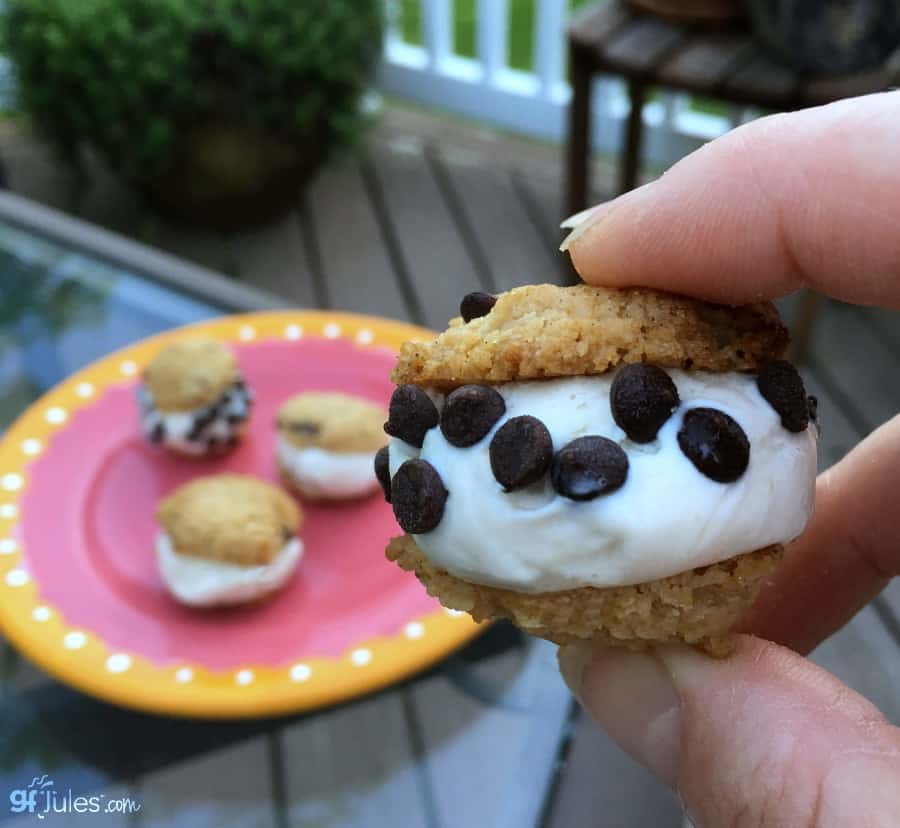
[399,0,592,72]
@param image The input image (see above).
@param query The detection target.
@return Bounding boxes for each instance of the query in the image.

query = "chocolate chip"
[610,364,680,443]
[384,385,439,448]
[489,416,553,490]
[757,360,809,432]
[677,408,750,483]
[188,406,218,439]
[374,446,392,503]
[282,526,294,543]
[807,394,818,423]
[460,292,496,323]
[227,411,247,425]
[551,436,628,501]
[391,459,448,534]
[206,436,221,452]
[149,422,165,444]
[440,385,505,447]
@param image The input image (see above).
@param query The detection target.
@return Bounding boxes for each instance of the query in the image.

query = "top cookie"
[157,474,301,566]
[276,392,387,452]
[145,339,238,412]
[392,284,787,389]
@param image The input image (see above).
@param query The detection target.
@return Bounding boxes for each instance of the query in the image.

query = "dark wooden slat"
[306,160,410,320]
[433,149,562,293]
[142,215,236,277]
[228,214,317,307]
[367,143,484,330]
[568,1,631,50]
[600,18,688,77]
[720,52,800,108]
[657,33,756,90]
[803,67,894,107]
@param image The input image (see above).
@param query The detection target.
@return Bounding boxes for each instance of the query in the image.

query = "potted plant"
[744,0,900,74]
[2,0,383,230]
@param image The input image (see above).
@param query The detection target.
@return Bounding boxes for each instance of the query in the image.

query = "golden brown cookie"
[387,535,781,657]
[276,392,386,453]
[145,339,238,412]
[392,284,787,390]
[157,474,301,566]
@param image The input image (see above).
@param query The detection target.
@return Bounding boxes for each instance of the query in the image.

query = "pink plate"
[0,312,482,718]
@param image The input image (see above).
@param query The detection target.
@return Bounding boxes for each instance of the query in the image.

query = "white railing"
[378,0,750,169]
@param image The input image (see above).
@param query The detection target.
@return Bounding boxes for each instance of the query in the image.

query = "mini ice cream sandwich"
[138,339,252,456]
[275,392,387,501]
[156,474,302,607]
[381,284,818,655]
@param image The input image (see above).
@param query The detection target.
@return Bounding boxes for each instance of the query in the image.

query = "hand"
[558,91,900,827]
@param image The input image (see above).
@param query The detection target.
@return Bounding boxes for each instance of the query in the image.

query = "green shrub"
[1,0,383,178]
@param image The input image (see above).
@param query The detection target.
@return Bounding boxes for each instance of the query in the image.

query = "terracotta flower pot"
[627,0,744,23]
[745,0,900,74]
[139,121,324,232]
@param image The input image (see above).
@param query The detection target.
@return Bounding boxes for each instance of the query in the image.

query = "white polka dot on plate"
[175,667,194,684]
[0,504,17,519]
[63,631,87,650]
[2,473,23,492]
[323,322,341,339]
[106,653,132,673]
[20,439,42,456]
[0,539,17,555]
[289,663,311,682]
[32,606,51,622]
[76,382,94,398]
[45,407,67,425]
[444,608,465,618]
[355,329,374,345]
[351,648,372,666]
[284,324,303,340]
[119,360,138,376]
[235,669,254,686]
[238,325,256,341]
[404,622,425,640]
[4,568,28,587]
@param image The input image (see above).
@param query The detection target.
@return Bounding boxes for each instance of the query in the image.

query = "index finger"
[563,92,900,309]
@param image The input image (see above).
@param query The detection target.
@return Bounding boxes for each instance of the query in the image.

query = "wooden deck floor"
[2,102,900,827]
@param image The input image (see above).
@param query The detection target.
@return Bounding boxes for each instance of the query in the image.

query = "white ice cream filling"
[388,371,817,592]
[137,380,252,455]
[276,435,380,499]
[156,533,302,607]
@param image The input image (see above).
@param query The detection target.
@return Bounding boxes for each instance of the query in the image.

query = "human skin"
[557,91,900,827]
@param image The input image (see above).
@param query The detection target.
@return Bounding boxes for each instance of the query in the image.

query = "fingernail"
[559,644,681,787]
[559,201,615,252]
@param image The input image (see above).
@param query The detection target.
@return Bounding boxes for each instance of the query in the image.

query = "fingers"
[563,91,900,308]
[559,636,900,827]
[740,414,900,653]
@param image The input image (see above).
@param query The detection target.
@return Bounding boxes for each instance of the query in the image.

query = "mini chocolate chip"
[282,526,294,543]
[374,446,392,503]
[287,420,319,435]
[551,436,628,501]
[206,436,221,452]
[227,411,247,425]
[807,394,818,423]
[490,415,553,490]
[149,422,165,444]
[460,291,496,323]
[677,407,750,483]
[757,360,809,432]
[188,407,218,439]
[391,459,448,534]
[440,385,505,447]
[384,385,439,448]
[610,364,680,443]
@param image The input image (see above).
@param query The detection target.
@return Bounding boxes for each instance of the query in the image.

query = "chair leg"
[789,290,822,364]
[564,46,593,220]
[619,79,647,195]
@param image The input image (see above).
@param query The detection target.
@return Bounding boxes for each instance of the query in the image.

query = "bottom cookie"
[386,535,782,657]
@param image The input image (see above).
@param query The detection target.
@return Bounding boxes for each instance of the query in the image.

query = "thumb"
[558,636,900,826]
